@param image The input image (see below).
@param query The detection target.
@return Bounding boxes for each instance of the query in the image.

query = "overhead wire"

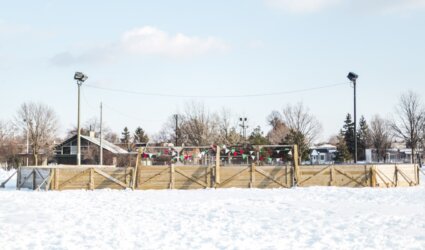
[84,82,349,99]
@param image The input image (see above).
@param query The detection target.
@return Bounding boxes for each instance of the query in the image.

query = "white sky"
[1,0,424,141]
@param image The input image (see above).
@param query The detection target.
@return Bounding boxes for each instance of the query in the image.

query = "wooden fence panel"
[332,166,371,187]
[254,166,290,188]
[217,166,251,188]
[137,166,171,190]
[298,165,332,187]
[173,166,211,189]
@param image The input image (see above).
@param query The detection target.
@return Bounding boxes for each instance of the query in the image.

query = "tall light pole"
[74,72,88,166]
[239,117,248,141]
[347,72,358,163]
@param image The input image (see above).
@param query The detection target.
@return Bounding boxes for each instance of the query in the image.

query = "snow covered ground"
[1,169,425,250]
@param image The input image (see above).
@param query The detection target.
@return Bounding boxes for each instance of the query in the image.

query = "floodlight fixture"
[347,72,358,82]
[74,72,88,83]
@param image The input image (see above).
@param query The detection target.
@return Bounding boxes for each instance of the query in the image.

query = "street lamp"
[74,72,88,165]
[347,72,358,163]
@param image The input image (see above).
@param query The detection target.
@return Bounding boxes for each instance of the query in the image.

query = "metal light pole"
[74,72,88,166]
[347,72,358,163]
[239,117,248,141]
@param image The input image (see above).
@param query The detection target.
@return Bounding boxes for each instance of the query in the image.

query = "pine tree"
[121,127,131,151]
[335,135,351,162]
[282,129,310,161]
[341,113,355,158]
[248,126,269,145]
[134,127,149,143]
[357,116,370,161]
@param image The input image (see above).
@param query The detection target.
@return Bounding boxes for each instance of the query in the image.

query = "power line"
[84,82,348,99]
[81,90,162,123]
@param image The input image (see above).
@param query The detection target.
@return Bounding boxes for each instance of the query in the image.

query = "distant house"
[54,133,128,165]
[309,144,337,164]
[365,141,423,164]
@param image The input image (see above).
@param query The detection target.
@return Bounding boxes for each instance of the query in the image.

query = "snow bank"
[1,169,425,249]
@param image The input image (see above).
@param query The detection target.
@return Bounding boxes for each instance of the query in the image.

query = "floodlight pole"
[353,78,357,164]
[77,80,82,166]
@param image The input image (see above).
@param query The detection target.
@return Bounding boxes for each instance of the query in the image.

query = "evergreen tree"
[335,135,351,162]
[282,129,310,161]
[341,113,355,158]
[120,127,131,151]
[134,127,149,143]
[357,116,370,161]
[248,126,269,145]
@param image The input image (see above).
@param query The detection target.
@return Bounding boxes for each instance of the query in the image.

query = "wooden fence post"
[370,166,376,187]
[394,165,398,187]
[250,163,256,188]
[170,164,175,189]
[415,164,419,185]
[89,168,94,190]
[32,168,36,190]
[206,166,211,188]
[330,166,334,186]
[132,147,143,190]
[292,145,300,186]
[55,168,59,190]
[16,166,21,190]
[215,145,220,187]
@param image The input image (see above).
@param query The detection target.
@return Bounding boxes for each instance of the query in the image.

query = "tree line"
[0,90,424,167]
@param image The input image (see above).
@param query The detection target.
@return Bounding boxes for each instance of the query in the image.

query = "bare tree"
[0,120,20,168]
[15,102,59,165]
[179,102,220,146]
[281,102,322,146]
[370,115,392,163]
[391,91,425,163]
[216,108,241,145]
[266,111,289,144]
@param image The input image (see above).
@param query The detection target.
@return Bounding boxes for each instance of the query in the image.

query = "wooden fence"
[4,145,420,190]
[12,163,420,191]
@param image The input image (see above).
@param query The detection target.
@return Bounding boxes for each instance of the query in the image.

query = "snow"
[1,168,425,249]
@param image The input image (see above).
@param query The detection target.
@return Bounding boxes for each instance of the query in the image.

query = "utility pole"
[239,117,248,141]
[100,102,103,165]
[174,114,179,146]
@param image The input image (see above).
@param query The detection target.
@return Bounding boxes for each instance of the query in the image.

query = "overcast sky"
[1,0,424,142]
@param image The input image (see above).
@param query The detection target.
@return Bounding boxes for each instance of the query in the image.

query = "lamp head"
[347,72,358,82]
[74,72,88,82]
